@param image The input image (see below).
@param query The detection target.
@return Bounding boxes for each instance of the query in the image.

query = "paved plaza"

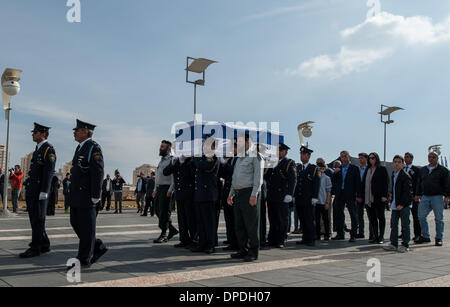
[0,209,450,287]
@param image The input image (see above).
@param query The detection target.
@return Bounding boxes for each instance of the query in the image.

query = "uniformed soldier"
[191,135,220,254]
[19,123,56,258]
[294,146,321,246]
[228,133,264,262]
[265,143,297,248]
[152,140,178,243]
[68,120,107,268]
[257,144,269,248]
[163,155,196,248]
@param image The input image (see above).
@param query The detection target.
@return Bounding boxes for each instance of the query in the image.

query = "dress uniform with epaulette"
[20,123,56,258]
[191,137,220,254]
[294,146,321,246]
[163,157,196,248]
[264,143,297,248]
[69,120,107,267]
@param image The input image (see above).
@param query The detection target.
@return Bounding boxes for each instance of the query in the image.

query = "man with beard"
[19,123,56,258]
[164,155,196,248]
[152,140,178,243]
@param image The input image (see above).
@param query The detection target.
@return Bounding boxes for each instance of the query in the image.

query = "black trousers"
[334,194,358,238]
[101,192,112,210]
[27,198,50,252]
[143,196,154,216]
[196,201,216,250]
[297,197,315,243]
[357,201,365,235]
[260,195,267,246]
[64,194,70,211]
[267,201,289,245]
[155,185,174,234]
[223,196,238,248]
[214,200,221,246]
[177,199,196,245]
[411,201,421,238]
[315,204,330,237]
[367,201,386,241]
[70,206,97,264]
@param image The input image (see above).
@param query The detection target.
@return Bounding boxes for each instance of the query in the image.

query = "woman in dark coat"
[359,153,389,244]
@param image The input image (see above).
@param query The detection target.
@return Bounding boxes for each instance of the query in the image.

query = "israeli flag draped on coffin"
[172,120,284,166]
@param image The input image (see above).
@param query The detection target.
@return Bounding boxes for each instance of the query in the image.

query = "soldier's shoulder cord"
[205,157,219,174]
[279,159,293,180]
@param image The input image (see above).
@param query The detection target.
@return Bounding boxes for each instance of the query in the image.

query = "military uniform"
[20,123,56,258]
[163,157,196,247]
[294,147,321,246]
[69,120,107,266]
[219,157,238,249]
[265,144,297,247]
[192,155,220,253]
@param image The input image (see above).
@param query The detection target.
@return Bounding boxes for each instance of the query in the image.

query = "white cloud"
[289,12,450,79]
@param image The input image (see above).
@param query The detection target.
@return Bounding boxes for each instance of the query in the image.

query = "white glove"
[283,195,293,203]
[91,198,100,204]
[39,193,48,200]
[220,157,229,165]
[312,198,319,205]
[179,155,186,164]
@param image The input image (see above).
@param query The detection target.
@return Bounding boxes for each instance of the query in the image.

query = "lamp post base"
[1,208,16,218]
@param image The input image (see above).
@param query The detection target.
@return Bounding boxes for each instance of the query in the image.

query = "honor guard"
[265,143,297,248]
[20,123,56,258]
[68,120,107,268]
[191,135,220,254]
[294,146,321,246]
[163,156,196,248]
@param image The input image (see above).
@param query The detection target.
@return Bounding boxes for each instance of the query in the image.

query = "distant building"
[20,152,33,178]
[133,164,157,186]
[62,161,72,177]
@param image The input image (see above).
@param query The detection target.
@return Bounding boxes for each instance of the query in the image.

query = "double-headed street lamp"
[1,68,22,217]
[185,57,217,119]
[379,104,404,165]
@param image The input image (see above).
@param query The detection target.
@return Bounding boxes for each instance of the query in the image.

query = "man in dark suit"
[134,172,147,214]
[384,155,413,252]
[0,168,4,206]
[101,174,113,211]
[191,135,220,254]
[404,152,421,242]
[332,150,360,242]
[265,143,297,248]
[19,123,56,258]
[164,156,196,248]
[294,146,321,246]
[46,175,60,216]
[67,119,107,269]
[142,173,155,216]
[62,173,71,214]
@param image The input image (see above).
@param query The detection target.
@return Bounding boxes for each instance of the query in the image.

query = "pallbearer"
[20,123,56,258]
[68,119,107,268]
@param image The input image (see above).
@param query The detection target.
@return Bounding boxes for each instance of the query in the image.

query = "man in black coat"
[295,146,321,246]
[62,173,71,213]
[164,156,196,248]
[19,123,56,258]
[332,150,360,242]
[384,155,413,252]
[142,173,155,216]
[68,119,107,268]
[265,143,297,248]
[404,152,421,242]
[135,172,147,214]
[46,175,60,216]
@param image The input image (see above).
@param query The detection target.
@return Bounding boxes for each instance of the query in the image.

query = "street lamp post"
[379,104,404,165]
[185,57,217,119]
[1,68,22,217]
[297,121,315,147]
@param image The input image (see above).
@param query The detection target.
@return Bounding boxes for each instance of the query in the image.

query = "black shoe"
[368,239,378,244]
[19,249,40,259]
[223,245,238,251]
[415,236,431,244]
[153,236,168,244]
[191,247,205,253]
[413,236,420,243]
[40,247,51,254]
[436,239,443,247]
[167,228,179,241]
[114,211,118,214]
[174,243,190,248]
[231,252,247,259]
[377,240,384,244]
[204,248,215,254]
[91,247,108,264]
[349,237,356,243]
[141,213,148,217]
[331,235,345,241]
[244,255,257,262]
[356,234,365,239]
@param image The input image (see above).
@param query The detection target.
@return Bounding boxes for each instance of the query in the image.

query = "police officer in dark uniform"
[191,135,220,254]
[265,143,297,248]
[295,146,321,246]
[163,156,196,248]
[20,123,56,258]
[68,120,107,268]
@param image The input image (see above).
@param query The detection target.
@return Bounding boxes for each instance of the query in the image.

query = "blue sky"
[1,0,450,182]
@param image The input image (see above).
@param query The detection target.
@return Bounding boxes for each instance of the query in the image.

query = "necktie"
[76,145,81,153]
[405,166,409,173]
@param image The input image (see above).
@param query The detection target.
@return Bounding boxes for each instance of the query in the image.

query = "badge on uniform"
[48,154,56,163]
[93,152,102,161]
